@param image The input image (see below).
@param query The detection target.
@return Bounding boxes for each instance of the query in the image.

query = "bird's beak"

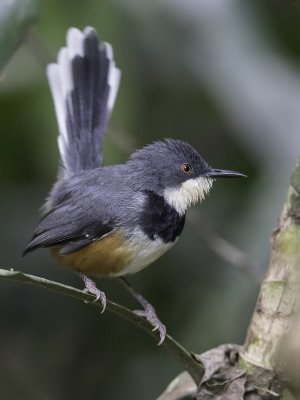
[205,169,247,178]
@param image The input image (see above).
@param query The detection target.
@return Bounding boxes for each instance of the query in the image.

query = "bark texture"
[241,159,300,395]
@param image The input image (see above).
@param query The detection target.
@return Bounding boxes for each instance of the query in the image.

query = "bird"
[24,26,246,345]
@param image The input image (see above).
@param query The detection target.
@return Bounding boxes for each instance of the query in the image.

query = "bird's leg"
[78,272,106,313]
[119,277,166,345]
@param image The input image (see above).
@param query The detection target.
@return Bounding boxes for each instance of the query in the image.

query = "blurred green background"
[1,0,300,399]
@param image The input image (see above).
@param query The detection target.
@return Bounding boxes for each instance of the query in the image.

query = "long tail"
[47,27,121,178]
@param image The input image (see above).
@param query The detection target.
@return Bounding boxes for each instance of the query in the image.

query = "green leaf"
[0,0,42,71]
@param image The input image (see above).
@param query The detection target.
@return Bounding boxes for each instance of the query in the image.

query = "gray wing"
[47,27,121,179]
[23,171,116,256]
[23,166,134,256]
[23,203,114,256]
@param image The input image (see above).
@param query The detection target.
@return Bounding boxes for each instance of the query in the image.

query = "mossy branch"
[0,267,204,385]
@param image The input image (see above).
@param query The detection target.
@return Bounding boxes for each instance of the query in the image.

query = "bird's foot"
[79,273,106,313]
[119,277,166,345]
[133,305,166,346]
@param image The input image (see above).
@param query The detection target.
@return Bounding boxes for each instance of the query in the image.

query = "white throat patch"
[163,177,214,215]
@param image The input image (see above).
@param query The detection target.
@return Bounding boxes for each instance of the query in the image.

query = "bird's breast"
[118,228,175,276]
[139,190,186,243]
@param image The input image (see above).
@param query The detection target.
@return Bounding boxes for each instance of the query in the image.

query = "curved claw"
[93,293,101,302]
[133,309,145,317]
[157,333,165,346]
[157,325,166,346]
[92,291,106,313]
[99,293,106,313]
[133,308,166,345]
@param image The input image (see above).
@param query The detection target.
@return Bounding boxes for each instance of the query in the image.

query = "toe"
[93,292,101,302]
[134,307,166,345]
[100,294,106,313]
[157,325,166,346]
[133,309,146,317]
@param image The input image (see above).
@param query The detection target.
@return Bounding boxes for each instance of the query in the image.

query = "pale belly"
[113,229,176,277]
[51,228,176,278]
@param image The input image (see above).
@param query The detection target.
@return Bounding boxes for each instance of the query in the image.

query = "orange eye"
[181,163,192,174]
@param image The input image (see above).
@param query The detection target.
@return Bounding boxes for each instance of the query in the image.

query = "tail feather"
[47,27,121,178]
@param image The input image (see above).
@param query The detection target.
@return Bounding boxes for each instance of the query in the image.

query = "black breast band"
[139,190,185,243]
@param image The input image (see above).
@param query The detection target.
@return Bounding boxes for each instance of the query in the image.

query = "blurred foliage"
[0,0,42,70]
[0,0,300,399]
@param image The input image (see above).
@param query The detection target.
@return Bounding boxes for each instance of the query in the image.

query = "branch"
[0,267,204,385]
[240,158,300,396]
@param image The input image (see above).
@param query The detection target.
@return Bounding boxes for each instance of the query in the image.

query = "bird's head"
[127,139,246,215]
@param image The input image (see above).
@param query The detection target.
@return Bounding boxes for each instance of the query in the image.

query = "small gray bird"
[24,27,245,344]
